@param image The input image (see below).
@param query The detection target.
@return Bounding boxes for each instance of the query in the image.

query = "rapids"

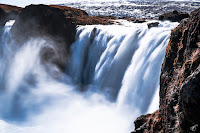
[0,20,178,133]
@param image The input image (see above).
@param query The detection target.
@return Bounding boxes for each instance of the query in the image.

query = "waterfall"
[0,20,178,133]
[68,21,179,111]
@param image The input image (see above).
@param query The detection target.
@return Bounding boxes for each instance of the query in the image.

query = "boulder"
[147,22,159,28]
[134,18,146,23]
[159,10,189,22]
[134,7,200,133]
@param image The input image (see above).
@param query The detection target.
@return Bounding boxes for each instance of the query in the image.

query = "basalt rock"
[134,8,200,133]
[159,10,189,22]
[0,4,21,26]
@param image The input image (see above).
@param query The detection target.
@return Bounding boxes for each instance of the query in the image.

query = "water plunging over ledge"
[0,20,178,133]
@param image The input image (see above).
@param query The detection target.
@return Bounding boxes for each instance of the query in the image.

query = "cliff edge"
[133,8,200,133]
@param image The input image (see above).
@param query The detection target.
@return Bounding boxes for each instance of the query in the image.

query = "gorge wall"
[133,8,200,133]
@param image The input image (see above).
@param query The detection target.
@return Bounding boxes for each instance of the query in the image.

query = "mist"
[0,17,178,133]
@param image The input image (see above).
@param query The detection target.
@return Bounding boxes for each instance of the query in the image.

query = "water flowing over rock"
[10,4,76,72]
[0,6,179,131]
[133,7,200,133]
[9,4,114,72]
[0,4,21,26]
[1,3,197,133]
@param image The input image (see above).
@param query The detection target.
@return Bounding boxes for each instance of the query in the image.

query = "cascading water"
[0,20,178,133]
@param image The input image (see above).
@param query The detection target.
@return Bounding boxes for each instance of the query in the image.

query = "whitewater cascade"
[0,20,178,133]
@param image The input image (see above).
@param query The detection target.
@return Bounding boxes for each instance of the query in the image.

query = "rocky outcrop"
[11,4,77,72]
[159,10,189,22]
[134,8,200,133]
[9,4,115,72]
[147,22,159,29]
[0,4,21,25]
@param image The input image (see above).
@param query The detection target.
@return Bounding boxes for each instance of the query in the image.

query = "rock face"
[159,10,189,22]
[11,4,77,72]
[133,8,200,133]
[9,4,114,72]
[0,4,21,25]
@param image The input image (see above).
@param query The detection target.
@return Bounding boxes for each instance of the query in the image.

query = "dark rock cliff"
[133,8,200,133]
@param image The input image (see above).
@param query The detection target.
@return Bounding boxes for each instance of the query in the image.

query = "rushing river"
[0,20,178,133]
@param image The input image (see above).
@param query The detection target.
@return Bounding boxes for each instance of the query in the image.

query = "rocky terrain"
[133,7,200,133]
[0,3,199,133]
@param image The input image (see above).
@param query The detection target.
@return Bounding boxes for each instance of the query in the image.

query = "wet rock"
[159,10,189,22]
[134,18,146,23]
[147,22,159,28]
[134,7,200,133]
[133,110,160,133]
[119,17,146,23]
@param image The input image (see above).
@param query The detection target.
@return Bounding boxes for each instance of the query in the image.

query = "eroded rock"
[134,7,200,133]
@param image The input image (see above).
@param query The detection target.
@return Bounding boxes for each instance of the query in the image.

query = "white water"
[0,20,178,133]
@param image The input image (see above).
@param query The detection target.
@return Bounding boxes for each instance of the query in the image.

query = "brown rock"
[0,4,22,25]
[159,10,189,22]
[133,110,161,133]
[134,8,200,133]
[50,5,114,25]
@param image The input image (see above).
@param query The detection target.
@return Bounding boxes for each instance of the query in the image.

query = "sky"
[0,0,198,7]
